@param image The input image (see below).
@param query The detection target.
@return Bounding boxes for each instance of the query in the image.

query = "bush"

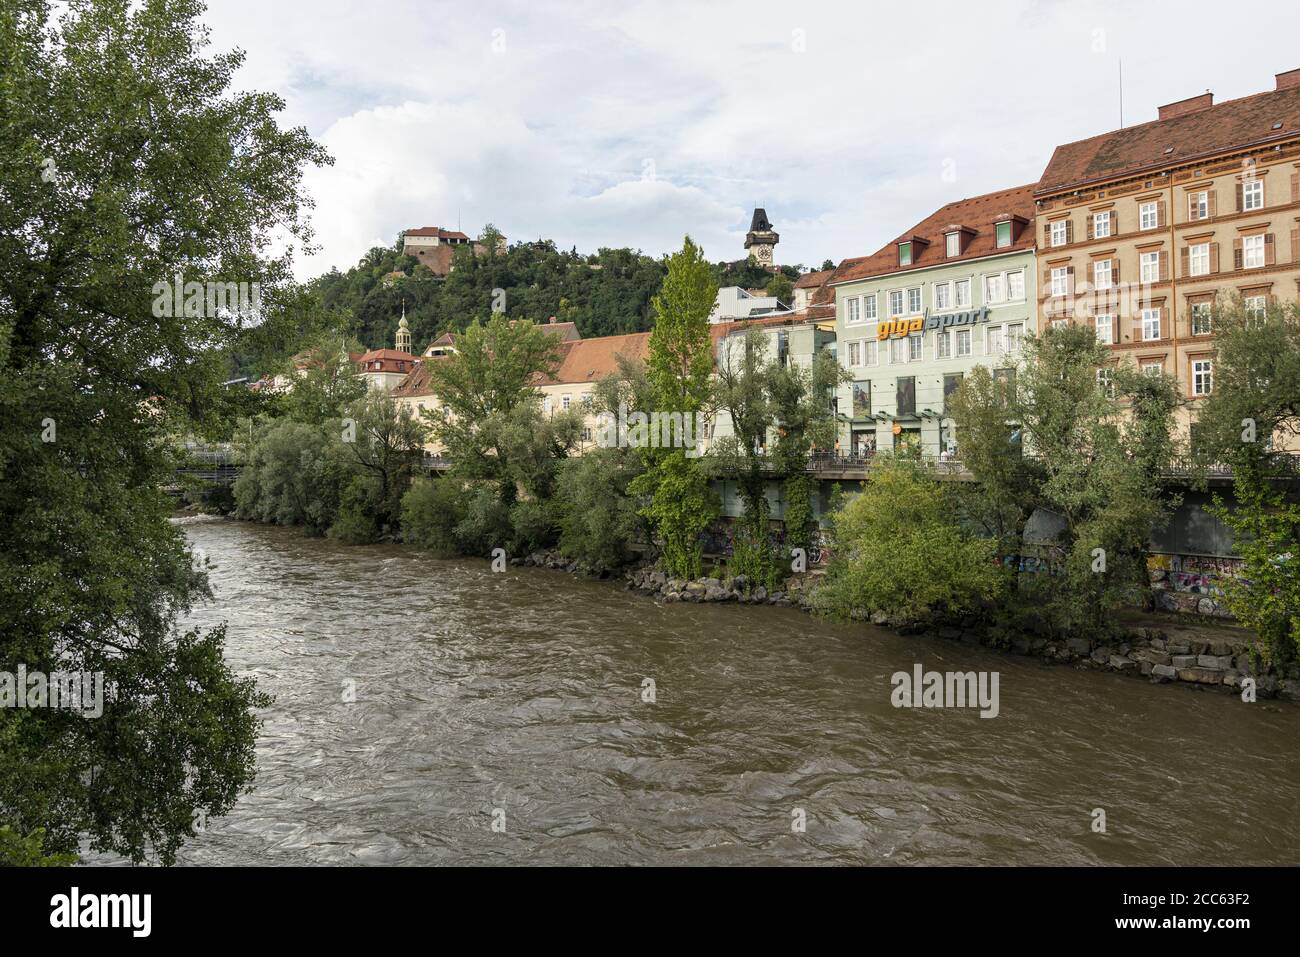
[329,475,383,544]
[555,449,644,573]
[812,458,1008,625]
[233,420,351,534]
[401,477,467,556]
[0,826,77,866]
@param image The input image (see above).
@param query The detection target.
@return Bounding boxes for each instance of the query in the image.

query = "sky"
[193,0,1300,281]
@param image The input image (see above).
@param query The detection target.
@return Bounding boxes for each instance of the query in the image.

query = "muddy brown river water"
[134,514,1300,865]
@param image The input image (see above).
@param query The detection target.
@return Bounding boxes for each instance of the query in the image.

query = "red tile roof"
[794,268,833,289]
[830,185,1036,285]
[534,332,651,386]
[391,356,447,398]
[1036,82,1300,196]
[404,226,471,240]
[357,349,419,375]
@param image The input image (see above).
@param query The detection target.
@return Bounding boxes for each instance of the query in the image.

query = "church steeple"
[744,208,779,268]
[395,300,412,353]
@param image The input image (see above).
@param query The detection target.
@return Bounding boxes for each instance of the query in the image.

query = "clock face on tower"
[753,245,773,265]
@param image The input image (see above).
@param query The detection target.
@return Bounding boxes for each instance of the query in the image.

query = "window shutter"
[1187,195,1199,222]
[1233,237,1243,270]
[1158,250,1169,282]
[1107,210,1116,235]
[1235,183,1244,212]
[1156,199,1166,228]
[1112,315,1119,345]
[1180,247,1189,277]
[1210,242,1220,274]
[1065,219,1074,244]
[1161,305,1169,339]
[1043,267,1052,290]
[1292,229,1300,264]
[1264,233,1275,266]
[1086,216,1094,241]
[1067,265,1075,294]
[1043,223,1052,247]
[1207,190,1217,218]
[1293,172,1300,204]
[1112,258,1121,284]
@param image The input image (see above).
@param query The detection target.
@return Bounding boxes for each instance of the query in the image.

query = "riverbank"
[517,551,1300,707]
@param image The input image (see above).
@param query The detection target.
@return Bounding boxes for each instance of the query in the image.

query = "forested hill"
[309,236,805,354]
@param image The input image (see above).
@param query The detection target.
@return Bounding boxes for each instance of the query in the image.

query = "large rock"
[1176,667,1223,685]
[1110,655,1137,672]
[1151,663,1177,680]
[1171,655,1198,670]
[1135,649,1172,667]
[1066,637,1092,656]
[1196,654,1233,671]
[1166,638,1192,655]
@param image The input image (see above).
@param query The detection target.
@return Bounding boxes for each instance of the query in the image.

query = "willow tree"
[0,0,328,863]
[630,237,718,579]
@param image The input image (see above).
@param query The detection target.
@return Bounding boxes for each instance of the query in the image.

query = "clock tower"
[743,208,779,268]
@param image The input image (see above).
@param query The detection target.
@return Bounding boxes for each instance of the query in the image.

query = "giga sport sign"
[877,306,991,340]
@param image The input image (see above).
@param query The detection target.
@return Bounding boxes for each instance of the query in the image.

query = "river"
[138,514,1300,865]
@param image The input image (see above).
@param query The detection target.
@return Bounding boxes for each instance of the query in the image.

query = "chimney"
[1277,68,1300,91]
[1158,92,1214,120]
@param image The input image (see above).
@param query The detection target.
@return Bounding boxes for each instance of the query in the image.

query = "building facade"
[1033,69,1300,441]
[829,185,1038,458]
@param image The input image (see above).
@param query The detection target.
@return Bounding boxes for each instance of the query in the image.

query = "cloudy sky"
[198,0,1300,280]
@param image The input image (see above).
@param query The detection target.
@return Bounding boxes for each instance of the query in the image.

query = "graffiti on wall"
[700,520,832,566]
[1147,553,1246,617]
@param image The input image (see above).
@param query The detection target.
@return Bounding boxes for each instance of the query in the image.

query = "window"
[1141,307,1161,341]
[985,273,1005,303]
[1093,211,1111,238]
[1190,302,1212,335]
[562,395,571,410]
[954,279,970,307]
[1242,234,1265,269]
[543,396,552,414]
[1242,179,1263,211]
[934,282,951,311]
[987,325,1004,355]
[1192,360,1213,396]
[863,294,877,321]
[1095,314,1114,345]
[852,381,872,417]
[908,333,923,361]
[1188,243,1210,277]
[845,297,861,323]
[899,242,912,266]
[1007,270,1024,301]
[1139,201,1159,230]
[1097,368,1115,397]
[1189,191,1208,220]
[889,290,904,316]
[1245,295,1266,319]
[995,221,1012,248]
[847,340,861,367]
[1141,361,1163,378]
[1006,322,1024,355]
[889,337,907,364]
[896,376,916,415]
[1140,251,1161,283]
[1050,267,1069,297]
[943,373,964,411]
[907,287,922,314]
[864,340,878,366]
[581,393,594,409]
[1050,221,1068,247]
[1093,259,1112,290]
[936,330,952,358]
[955,329,972,356]
[945,232,960,257]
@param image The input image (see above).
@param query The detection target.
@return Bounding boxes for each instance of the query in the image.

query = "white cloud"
[195,0,1300,279]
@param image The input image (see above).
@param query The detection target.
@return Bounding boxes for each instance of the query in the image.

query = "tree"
[765,272,794,306]
[1196,296,1300,663]
[631,237,718,579]
[0,0,325,862]
[339,390,426,532]
[949,324,1177,637]
[812,458,1007,624]
[279,330,367,425]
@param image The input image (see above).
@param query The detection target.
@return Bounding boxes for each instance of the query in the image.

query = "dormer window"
[899,241,912,266]
[945,232,961,257]
[995,221,1012,248]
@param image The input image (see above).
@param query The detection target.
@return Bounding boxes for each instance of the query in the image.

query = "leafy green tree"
[1195,297,1300,663]
[950,324,1177,637]
[555,448,645,573]
[0,0,323,862]
[279,330,367,425]
[765,272,793,306]
[339,390,426,531]
[813,457,1007,624]
[631,237,718,578]
[233,419,352,533]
